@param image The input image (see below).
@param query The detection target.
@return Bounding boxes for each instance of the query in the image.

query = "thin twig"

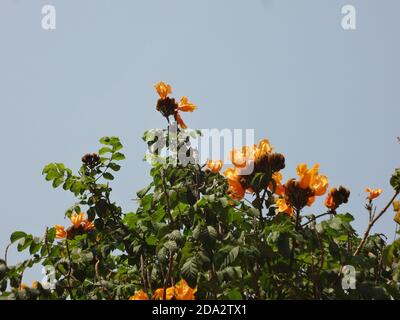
[4,243,11,265]
[161,170,174,225]
[162,252,174,300]
[301,212,332,228]
[140,254,148,292]
[65,240,75,299]
[354,190,400,256]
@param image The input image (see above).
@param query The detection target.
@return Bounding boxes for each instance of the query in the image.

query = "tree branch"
[354,190,400,256]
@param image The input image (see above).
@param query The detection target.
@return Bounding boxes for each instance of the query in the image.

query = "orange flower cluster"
[155,81,197,129]
[55,212,95,240]
[129,279,197,300]
[223,139,285,201]
[276,164,329,216]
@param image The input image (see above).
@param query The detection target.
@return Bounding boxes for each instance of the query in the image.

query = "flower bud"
[269,153,286,172]
[285,179,314,210]
[82,153,100,168]
[156,97,177,118]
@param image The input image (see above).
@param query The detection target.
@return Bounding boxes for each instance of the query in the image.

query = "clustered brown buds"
[81,153,100,168]
[284,179,315,212]
[325,186,350,212]
[156,96,178,118]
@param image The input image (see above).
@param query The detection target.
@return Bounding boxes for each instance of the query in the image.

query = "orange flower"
[366,187,382,200]
[175,96,197,129]
[177,96,197,112]
[270,172,285,196]
[55,225,67,239]
[296,163,329,206]
[19,283,29,290]
[32,281,41,290]
[154,82,197,129]
[258,139,272,154]
[230,146,254,169]
[55,212,95,240]
[70,212,85,229]
[254,139,272,161]
[223,167,240,182]
[312,175,329,196]
[153,287,175,300]
[276,198,294,217]
[207,160,223,173]
[228,180,245,200]
[297,163,320,189]
[129,290,149,300]
[83,220,95,231]
[307,196,316,206]
[154,81,172,100]
[325,191,335,210]
[174,279,197,300]
[324,186,350,211]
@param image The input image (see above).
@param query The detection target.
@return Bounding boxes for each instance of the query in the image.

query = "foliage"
[1,82,400,300]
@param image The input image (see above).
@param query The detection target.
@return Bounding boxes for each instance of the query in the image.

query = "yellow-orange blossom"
[154,81,197,129]
[129,279,197,300]
[207,160,223,173]
[55,212,95,239]
[365,187,382,200]
[276,163,329,216]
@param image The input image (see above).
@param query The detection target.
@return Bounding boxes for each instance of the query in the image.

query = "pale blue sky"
[1,0,399,281]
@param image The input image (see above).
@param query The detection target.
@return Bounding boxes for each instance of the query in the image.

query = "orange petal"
[55,225,67,239]
[70,212,85,229]
[154,81,172,100]
[307,196,316,206]
[129,290,149,300]
[207,160,223,173]
[178,96,197,112]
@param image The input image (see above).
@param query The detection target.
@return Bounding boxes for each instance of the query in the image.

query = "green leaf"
[137,185,152,199]
[227,289,242,300]
[52,177,64,188]
[163,240,178,253]
[103,172,114,180]
[29,238,42,255]
[181,257,199,282]
[146,235,158,246]
[112,152,125,161]
[167,230,182,241]
[277,234,291,259]
[99,147,113,155]
[219,197,229,208]
[390,168,400,191]
[10,231,27,244]
[207,226,218,239]
[17,236,33,252]
[100,137,112,145]
[172,202,189,218]
[247,207,260,218]
[109,163,121,171]
[221,246,240,268]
